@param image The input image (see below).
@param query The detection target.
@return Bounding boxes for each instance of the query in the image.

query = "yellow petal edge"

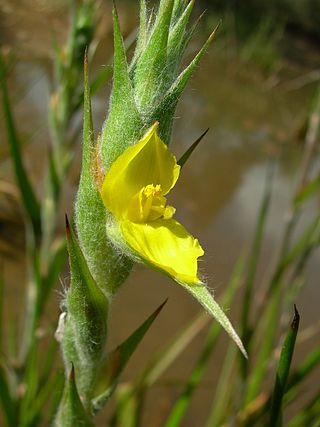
[101,123,204,284]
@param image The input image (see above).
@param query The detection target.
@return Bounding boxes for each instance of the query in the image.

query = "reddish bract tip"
[69,362,75,381]
[65,214,70,236]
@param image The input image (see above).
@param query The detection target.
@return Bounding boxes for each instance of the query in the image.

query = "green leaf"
[140,313,209,387]
[0,362,16,427]
[109,312,209,426]
[280,216,320,275]
[244,286,281,405]
[0,53,41,234]
[240,162,274,377]
[205,344,237,427]
[38,238,67,318]
[19,343,39,423]
[177,128,209,167]
[54,366,94,427]
[289,345,320,388]
[0,271,3,352]
[92,299,167,413]
[294,174,320,208]
[21,372,63,427]
[287,389,320,427]
[179,282,247,357]
[269,306,300,427]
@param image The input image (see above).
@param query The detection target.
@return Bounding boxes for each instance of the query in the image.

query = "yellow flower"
[101,122,204,285]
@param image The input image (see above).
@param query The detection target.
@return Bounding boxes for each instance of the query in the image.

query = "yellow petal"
[120,218,204,284]
[101,123,180,220]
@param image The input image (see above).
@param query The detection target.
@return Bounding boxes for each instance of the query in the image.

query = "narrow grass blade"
[205,344,237,427]
[21,372,63,427]
[0,53,41,233]
[287,389,320,427]
[240,163,274,377]
[267,215,320,296]
[19,342,39,423]
[269,305,300,427]
[0,270,3,351]
[109,313,209,425]
[244,286,281,405]
[280,216,320,273]
[39,338,59,388]
[177,128,209,168]
[294,174,320,208]
[236,343,320,425]
[38,239,67,317]
[286,344,320,399]
[139,313,209,387]
[48,371,65,426]
[0,363,16,427]
[163,257,244,427]
[92,300,167,413]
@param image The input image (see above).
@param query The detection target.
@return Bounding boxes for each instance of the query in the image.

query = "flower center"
[127,184,175,223]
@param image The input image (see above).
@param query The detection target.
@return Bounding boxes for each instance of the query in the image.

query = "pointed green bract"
[179,282,247,358]
[150,25,218,142]
[62,217,109,405]
[167,0,195,76]
[92,300,167,413]
[134,0,174,111]
[177,128,209,167]
[101,7,142,170]
[76,55,133,296]
[172,0,188,23]
[54,366,94,427]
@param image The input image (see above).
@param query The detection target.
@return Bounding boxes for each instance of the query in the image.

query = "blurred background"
[0,1,319,426]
